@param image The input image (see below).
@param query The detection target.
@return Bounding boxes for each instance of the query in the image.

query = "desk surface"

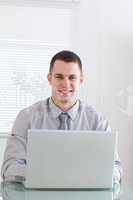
[0,182,133,200]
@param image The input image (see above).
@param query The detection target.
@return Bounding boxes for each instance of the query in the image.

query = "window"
[0,3,75,132]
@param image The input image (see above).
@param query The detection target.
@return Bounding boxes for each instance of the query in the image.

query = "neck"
[51,97,77,112]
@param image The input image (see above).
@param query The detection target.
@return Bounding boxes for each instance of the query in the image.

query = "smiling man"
[1,50,122,184]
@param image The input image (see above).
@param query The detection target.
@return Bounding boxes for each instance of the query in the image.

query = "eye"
[69,75,77,80]
[54,74,64,80]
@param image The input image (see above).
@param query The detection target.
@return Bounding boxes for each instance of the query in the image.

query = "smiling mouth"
[58,90,73,95]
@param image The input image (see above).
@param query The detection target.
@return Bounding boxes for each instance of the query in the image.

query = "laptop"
[24,129,117,189]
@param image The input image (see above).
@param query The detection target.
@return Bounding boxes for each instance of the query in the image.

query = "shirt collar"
[49,97,80,120]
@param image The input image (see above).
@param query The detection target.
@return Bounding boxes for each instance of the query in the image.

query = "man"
[1,50,122,184]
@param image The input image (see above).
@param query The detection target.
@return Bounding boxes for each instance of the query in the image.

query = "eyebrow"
[54,73,77,77]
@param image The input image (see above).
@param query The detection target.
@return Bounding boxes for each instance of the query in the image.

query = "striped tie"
[58,112,70,130]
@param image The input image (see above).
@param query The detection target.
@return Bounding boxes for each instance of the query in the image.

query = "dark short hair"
[49,50,82,73]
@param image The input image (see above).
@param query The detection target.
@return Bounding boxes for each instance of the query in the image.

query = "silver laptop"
[24,130,117,189]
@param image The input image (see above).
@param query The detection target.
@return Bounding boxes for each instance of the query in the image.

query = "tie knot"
[59,112,69,123]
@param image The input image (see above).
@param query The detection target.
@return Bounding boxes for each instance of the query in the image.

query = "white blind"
[0,5,73,132]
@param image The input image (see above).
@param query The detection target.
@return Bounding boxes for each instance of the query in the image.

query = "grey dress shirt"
[1,97,122,183]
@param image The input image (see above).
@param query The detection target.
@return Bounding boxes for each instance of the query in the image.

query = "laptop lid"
[25,130,116,189]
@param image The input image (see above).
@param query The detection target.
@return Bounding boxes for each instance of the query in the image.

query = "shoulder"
[79,100,100,117]
[79,100,111,131]
[17,98,49,117]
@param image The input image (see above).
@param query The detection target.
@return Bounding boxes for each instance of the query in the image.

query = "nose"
[62,77,70,87]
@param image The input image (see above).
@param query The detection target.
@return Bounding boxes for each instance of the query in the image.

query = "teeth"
[59,90,71,93]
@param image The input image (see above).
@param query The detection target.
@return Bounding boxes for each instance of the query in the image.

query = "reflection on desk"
[0,181,130,200]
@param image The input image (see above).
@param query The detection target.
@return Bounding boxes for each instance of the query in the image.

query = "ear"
[80,74,84,85]
[47,73,52,84]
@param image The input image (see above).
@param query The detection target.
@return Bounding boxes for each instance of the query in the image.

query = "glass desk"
[0,181,133,200]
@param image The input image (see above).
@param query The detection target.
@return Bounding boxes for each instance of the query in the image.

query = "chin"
[59,96,75,103]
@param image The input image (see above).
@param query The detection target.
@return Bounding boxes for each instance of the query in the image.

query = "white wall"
[73,0,133,184]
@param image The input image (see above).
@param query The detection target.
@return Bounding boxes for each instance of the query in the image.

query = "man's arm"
[95,112,122,184]
[1,109,30,182]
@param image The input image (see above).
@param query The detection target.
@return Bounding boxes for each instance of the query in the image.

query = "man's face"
[47,60,84,105]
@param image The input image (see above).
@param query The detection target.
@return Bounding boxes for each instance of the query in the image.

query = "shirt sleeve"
[1,109,30,182]
[94,112,122,184]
